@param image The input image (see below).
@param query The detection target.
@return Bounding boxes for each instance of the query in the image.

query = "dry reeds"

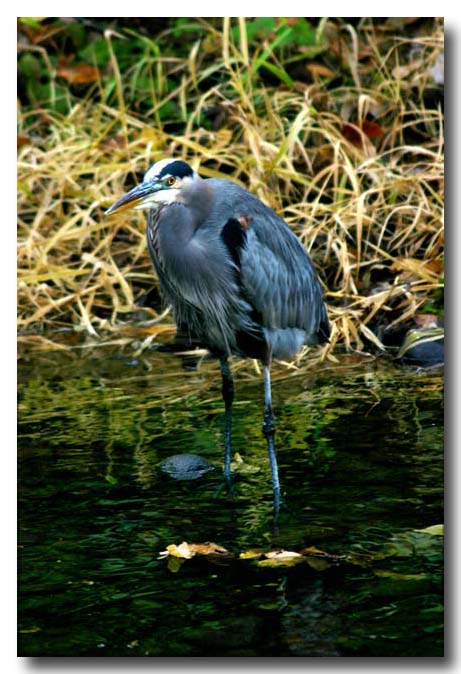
[17,18,444,366]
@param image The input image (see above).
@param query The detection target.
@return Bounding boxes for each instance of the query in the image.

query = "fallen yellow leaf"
[166,542,195,559]
[188,542,230,555]
[258,549,304,565]
[160,541,231,560]
[265,550,302,560]
[239,549,265,560]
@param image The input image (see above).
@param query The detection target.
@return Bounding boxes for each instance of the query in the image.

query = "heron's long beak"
[105,181,161,215]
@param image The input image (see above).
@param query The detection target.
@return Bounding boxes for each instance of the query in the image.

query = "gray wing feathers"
[207,179,326,341]
[239,214,324,339]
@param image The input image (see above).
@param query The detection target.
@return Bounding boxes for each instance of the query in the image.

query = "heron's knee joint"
[263,410,276,436]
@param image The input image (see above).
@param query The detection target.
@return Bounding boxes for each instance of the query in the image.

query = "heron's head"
[105,159,198,215]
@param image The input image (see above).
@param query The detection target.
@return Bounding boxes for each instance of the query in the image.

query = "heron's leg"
[220,357,234,482]
[263,365,281,511]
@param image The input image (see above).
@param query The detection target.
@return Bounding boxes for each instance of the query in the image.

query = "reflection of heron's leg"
[220,357,234,483]
[263,365,281,512]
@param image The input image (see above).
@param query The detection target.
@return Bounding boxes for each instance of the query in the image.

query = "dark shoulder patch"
[158,160,193,179]
[221,217,249,268]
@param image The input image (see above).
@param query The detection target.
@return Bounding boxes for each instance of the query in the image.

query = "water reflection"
[18,347,443,656]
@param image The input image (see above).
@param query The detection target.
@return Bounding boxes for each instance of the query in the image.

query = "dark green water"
[18,346,444,657]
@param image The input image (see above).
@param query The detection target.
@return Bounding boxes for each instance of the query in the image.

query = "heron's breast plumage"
[146,205,164,259]
[146,207,257,356]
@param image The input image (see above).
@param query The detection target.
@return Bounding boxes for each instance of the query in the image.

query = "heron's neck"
[151,179,214,266]
[182,178,214,230]
[160,204,196,247]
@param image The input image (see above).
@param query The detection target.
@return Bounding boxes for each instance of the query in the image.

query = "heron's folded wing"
[238,217,328,340]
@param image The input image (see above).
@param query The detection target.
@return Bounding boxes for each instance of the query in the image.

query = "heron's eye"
[166,176,176,187]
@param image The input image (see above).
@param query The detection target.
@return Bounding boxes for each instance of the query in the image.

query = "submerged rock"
[160,454,215,481]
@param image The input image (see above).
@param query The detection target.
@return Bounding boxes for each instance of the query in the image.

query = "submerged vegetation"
[17,17,444,365]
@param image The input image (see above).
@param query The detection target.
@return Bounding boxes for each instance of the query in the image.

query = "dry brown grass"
[17,18,444,368]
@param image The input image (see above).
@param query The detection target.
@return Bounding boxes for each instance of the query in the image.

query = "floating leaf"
[300,546,343,564]
[239,549,265,560]
[373,569,428,581]
[258,555,304,568]
[258,549,303,567]
[301,546,327,555]
[160,541,231,561]
[188,542,230,556]
[265,550,302,560]
[414,524,444,537]
[230,453,261,474]
[165,542,196,559]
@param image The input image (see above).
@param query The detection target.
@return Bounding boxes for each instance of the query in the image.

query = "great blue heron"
[106,158,330,508]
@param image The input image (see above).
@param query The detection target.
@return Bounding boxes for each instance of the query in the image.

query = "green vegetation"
[17,17,444,364]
